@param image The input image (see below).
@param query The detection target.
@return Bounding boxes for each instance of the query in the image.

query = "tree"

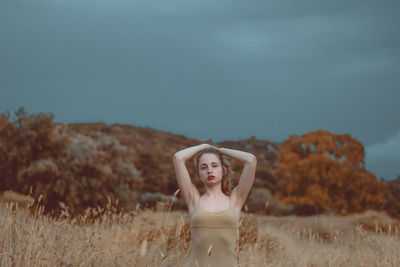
[0,108,63,191]
[274,130,384,215]
[382,175,400,218]
[0,108,142,216]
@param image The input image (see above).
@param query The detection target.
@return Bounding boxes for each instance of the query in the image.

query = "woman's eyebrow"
[200,162,219,166]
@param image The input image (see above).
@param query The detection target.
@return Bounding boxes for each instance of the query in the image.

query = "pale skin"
[173,143,257,218]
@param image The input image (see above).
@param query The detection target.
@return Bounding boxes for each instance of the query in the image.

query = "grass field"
[0,201,399,267]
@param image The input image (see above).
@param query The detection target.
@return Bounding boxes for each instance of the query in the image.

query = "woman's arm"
[173,143,212,212]
[217,147,257,210]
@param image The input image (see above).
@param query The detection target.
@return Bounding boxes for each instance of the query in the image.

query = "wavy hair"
[193,148,233,196]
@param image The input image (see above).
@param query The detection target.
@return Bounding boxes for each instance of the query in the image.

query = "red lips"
[207,176,215,180]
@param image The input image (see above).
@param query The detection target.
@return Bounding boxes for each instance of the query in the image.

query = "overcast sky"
[1,0,399,180]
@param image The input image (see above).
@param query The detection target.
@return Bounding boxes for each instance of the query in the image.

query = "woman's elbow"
[248,154,257,164]
[173,153,183,161]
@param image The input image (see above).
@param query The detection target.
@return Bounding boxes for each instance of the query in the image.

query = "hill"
[0,109,399,218]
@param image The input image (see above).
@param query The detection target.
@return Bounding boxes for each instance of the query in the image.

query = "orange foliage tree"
[382,175,400,219]
[273,130,384,215]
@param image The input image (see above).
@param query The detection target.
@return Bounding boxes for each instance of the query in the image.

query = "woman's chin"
[204,179,221,186]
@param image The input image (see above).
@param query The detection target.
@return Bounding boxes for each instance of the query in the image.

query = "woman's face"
[198,153,223,186]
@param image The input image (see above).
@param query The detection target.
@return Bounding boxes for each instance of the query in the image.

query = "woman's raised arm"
[173,143,211,212]
[217,147,257,210]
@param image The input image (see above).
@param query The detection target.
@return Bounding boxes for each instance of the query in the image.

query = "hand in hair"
[201,143,220,151]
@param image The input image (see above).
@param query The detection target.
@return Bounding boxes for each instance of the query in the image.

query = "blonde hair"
[193,148,233,196]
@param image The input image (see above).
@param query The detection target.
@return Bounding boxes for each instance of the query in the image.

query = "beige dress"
[187,198,239,267]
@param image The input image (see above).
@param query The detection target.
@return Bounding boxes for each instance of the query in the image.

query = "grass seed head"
[207,244,213,256]
[174,189,181,196]
[265,200,270,210]
[160,251,168,260]
[140,239,148,257]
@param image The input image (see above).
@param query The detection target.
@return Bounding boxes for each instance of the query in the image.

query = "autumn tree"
[274,130,384,215]
[0,108,142,216]
[382,175,400,218]
[0,108,64,192]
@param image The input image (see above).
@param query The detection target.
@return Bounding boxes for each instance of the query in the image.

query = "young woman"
[173,143,257,267]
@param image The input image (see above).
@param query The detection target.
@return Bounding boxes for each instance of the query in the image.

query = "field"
[0,201,399,267]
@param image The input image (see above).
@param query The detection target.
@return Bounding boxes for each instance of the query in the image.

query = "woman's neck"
[204,186,225,199]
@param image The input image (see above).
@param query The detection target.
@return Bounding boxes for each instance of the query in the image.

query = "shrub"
[0,108,142,216]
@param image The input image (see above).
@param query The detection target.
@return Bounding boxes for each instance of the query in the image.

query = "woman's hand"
[202,143,220,151]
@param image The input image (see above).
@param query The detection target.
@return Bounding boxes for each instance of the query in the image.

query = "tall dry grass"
[0,198,399,267]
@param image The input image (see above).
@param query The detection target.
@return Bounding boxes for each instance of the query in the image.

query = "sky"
[0,0,399,180]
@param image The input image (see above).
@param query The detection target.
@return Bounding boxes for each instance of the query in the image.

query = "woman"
[173,143,257,267]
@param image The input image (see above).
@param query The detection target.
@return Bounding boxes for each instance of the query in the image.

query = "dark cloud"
[0,0,399,179]
[365,129,400,180]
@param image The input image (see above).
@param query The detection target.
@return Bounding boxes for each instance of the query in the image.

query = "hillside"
[0,110,399,218]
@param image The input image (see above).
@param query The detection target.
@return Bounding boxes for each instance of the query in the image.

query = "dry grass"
[0,200,399,267]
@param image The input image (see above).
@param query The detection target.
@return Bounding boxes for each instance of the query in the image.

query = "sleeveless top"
[187,198,239,267]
